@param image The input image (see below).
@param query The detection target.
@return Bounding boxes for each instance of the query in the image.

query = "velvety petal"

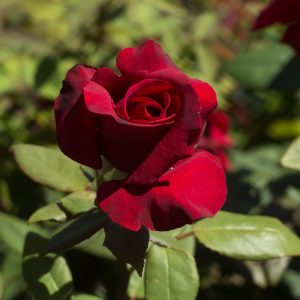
[115,78,173,121]
[98,151,227,231]
[125,68,215,185]
[252,0,300,30]
[83,81,174,172]
[54,64,101,169]
[282,22,300,55]
[91,67,128,101]
[116,40,177,78]
[190,79,218,118]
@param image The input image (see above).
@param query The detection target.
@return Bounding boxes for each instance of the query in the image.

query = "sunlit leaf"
[29,203,67,224]
[127,269,144,300]
[12,144,91,192]
[193,211,300,260]
[281,137,300,172]
[145,244,199,300]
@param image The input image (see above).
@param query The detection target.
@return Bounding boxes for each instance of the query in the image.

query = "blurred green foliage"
[1,0,300,299]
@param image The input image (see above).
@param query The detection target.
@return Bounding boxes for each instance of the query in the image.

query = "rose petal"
[54,64,101,169]
[125,68,217,185]
[83,81,174,172]
[116,40,177,78]
[115,78,173,121]
[98,151,227,231]
[91,67,128,101]
[190,79,218,118]
[252,0,300,30]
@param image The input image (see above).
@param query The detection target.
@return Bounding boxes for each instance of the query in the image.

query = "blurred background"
[1,0,300,299]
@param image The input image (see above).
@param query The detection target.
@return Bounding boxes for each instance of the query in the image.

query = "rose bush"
[253,0,300,55]
[198,110,233,170]
[54,40,227,231]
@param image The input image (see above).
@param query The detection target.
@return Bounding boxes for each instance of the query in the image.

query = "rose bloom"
[54,40,227,231]
[252,0,300,55]
[198,110,233,171]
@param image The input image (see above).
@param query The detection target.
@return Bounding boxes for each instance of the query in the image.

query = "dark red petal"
[282,22,300,55]
[115,78,172,120]
[83,81,117,117]
[116,40,176,78]
[98,151,227,231]
[54,64,101,169]
[125,68,215,185]
[83,81,173,172]
[91,67,128,101]
[252,0,300,30]
[190,79,218,118]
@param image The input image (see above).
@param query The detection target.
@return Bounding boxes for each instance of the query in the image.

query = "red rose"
[198,110,233,170]
[252,0,300,55]
[55,40,227,231]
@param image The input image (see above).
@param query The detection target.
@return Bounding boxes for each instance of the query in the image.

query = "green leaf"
[193,211,300,260]
[224,44,295,90]
[0,213,30,255]
[104,221,149,275]
[1,254,26,300]
[12,144,91,192]
[281,137,300,172]
[60,190,96,215]
[127,269,145,300]
[29,203,67,224]
[23,232,74,300]
[44,210,107,254]
[72,294,104,300]
[150,225,195,255]
[29,190,96,224]
[145,244,199,300]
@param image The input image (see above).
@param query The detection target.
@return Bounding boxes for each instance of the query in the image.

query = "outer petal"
[252,0,300,30]
[54,64,101,169]
[83,81,173,172]
[190,79,218,118]
[125,68,217,185]
[116,40,176,78]
[98,151,227,231]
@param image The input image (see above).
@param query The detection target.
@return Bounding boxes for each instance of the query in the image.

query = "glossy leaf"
[29,190,96,224]
[127,269,145,300]
[0,212,31,255]
[75,231,114,261]
[281,137,300,172]
[12,144,91,192]
[23,232,74,300]
[1,254,26,300]
[29,203,67,224]
[150,225,195,255]
[44,210,107,254]
[193,211,300,260]
[60,190,96,215]
[145,244,199,300]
